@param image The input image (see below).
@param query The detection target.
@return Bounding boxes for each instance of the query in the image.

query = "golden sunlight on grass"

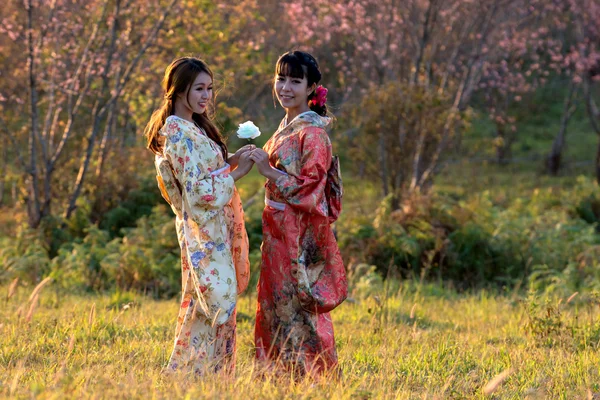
[2,283,600,398]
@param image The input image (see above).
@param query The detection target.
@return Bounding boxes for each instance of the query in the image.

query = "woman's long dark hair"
[275,51,328,116]
[144,57,228,158]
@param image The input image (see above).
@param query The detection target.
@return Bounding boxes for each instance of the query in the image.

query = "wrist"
[227,155,238,168]
[230,169,243,181]
[264,166,285,182]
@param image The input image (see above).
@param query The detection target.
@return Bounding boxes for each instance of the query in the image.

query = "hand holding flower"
[249,149,285,181]
[229,151,254,181]
[228,144,255,169]
[236,151,254,175]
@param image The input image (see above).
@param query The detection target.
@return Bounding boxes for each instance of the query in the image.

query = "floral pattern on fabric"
[155,115,249,375]
[255,111,348,377]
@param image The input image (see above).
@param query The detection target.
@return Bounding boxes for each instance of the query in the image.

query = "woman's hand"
[248,149,270,175]
[249,149,285,181]
[228,144,256,169]
[230,151,254,182]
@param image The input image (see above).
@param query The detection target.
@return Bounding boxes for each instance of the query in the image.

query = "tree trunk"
[417,111,454,189]
[65,104,102,219]
[12,181,17,204]
[0,146,5,206]
[597,139,600,185]
[95,99,117,180]
[495,123,512,165]
[547,82,577,176]
[389,153,401,211]
[410,116,426,191]
[496,146,509,165]
[583,77,600,183]
[412,0,436,85]
[378,132,389,196]
[26,0,42,228]
[546,143,563,176]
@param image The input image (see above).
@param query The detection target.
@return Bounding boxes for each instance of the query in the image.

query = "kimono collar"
[280,111,331,133]
[162,115,206,136]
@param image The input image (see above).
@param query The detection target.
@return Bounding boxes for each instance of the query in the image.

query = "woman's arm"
[163,120,235,227]
[251,127,331,216]
[249,151,286,181]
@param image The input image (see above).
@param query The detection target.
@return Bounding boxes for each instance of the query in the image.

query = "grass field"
[2,281,599,399]
[2,89,600,398]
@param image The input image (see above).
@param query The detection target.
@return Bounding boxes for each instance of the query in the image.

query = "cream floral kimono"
[155,115,249,375]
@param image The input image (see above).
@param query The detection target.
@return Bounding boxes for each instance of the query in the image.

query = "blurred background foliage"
[1,0,600,299]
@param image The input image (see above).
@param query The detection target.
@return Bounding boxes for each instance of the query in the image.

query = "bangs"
[276,54,306,79]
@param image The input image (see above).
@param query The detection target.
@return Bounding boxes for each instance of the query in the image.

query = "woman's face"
[274,73,313,110]
[179,71,212,114]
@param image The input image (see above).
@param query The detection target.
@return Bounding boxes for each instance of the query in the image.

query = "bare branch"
[417,108,457,187]
[65,0,180,218]
[49,2,109,169]
[109,0,179,108]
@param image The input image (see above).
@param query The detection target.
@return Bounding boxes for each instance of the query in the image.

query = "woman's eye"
[292,80,301,84]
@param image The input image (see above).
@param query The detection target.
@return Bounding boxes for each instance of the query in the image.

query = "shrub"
[99,204,180,297]
[0,226,51,284]
[99,178,163,238]
[50,225,112,291]
[339,177,600,291]
[46,205,180,297]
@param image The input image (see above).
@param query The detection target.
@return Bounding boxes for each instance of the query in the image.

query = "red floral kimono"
[255,111,347,376]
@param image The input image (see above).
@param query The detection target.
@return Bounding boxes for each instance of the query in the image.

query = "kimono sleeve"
[275,127,331,216]
[163,119,234,227]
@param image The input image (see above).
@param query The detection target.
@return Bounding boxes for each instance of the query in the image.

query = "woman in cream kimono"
[144,57,253,375]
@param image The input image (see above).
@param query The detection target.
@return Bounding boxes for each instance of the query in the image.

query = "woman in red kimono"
[249,51,347,377]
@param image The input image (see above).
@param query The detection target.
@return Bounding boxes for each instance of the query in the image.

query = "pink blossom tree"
[478,2,565,164]
[568,0,600,181]
[538,0,599,175]
[281,0,557,197]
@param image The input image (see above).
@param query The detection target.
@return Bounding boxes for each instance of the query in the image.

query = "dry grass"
[1,283,600,399]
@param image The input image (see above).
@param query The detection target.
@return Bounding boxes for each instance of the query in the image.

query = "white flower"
[237,121,261,140]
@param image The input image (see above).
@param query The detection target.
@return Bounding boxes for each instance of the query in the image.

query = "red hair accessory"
[309,85,328,107]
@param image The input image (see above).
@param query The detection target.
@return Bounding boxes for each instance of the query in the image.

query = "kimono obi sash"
[265,197,286,211]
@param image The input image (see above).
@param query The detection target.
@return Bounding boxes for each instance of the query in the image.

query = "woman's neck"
[173,101,193,123]
[285,104,311,125]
